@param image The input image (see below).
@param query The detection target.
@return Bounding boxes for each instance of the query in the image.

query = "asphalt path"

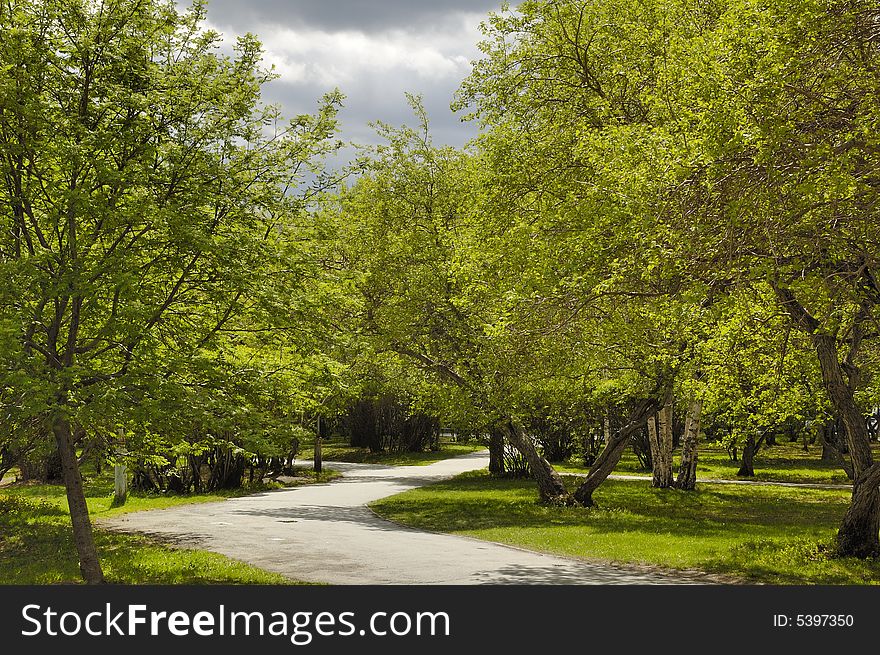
[102,451,721,585]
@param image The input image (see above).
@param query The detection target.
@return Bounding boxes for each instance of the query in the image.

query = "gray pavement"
[101,451,720,585]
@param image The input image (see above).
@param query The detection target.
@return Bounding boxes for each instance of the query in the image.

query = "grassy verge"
[371,471,880,585]
[298,439,485,466]
[0,467,334,585]
[555,441,863,486]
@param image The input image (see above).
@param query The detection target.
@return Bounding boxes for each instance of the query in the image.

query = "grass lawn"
[0,466,334,585]
[371,471,880,585]
[297,438,485,466]
[555,440,865,486]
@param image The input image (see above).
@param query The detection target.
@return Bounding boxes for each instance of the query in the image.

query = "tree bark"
[52,415,104,584]
[113,444,127,507]
[814,333,880,556]
[654,403,674,488]
[314,416,324,474]
[819,424,855,478]
[488,427,505,476]
[676,399,702,490]
[736,435,758,477]
[773,284,880,556]
[647,412,660,478]
[503,421,570,504]
[837,463,880,558]
[573,398,658,506]
[820,425,837,462]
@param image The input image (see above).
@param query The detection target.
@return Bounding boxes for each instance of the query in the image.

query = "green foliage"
[699,287,825,448]
[4,0,880,576]
[447,0,880,466]
[0,0,344,480]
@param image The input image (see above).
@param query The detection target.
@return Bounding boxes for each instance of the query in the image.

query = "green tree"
[0,0,340,582]
[699,287,824,478]
[462,0,880,556]
[664,0,880,555]
[330,98,581,501]
[454,0,724,503]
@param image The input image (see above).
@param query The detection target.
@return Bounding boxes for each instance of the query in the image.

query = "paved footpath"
[102,451,720,585]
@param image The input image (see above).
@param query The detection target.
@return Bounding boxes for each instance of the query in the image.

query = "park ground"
[2,438,879,584]
[0,439,476,584]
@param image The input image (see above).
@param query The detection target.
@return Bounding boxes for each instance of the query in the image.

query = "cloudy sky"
[195,1,504,155]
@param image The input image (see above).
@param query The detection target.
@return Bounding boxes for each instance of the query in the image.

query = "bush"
[344,395,439,453]
[501,442,532,478]
[130,435,301,494]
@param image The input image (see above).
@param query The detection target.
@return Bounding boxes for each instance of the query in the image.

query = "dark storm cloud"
[188,0,505,157]
[202,0,503,33]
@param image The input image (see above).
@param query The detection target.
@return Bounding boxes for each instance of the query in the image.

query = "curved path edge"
[101,451,726,585]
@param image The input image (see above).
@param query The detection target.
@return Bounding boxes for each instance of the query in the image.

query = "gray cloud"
[202,0,502,33]
[262,72,479,147]
[187,0,504,165]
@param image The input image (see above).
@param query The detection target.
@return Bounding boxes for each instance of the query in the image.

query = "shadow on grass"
[577,442,860,485]
[370,471,880,584]
[701,539,880,585]
[377,473,851,537]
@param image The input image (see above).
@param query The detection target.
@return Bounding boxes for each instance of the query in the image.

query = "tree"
[466,0,880,555]
[647,403,674,488]
[0,0,340,582]
[454,0,724,504]
[675,397,702,490]
[698,288,822,478]
[664,0,880,555]
[329,97,581,502]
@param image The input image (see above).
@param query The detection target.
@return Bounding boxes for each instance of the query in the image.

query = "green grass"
[0,467,334,585]
[1,466,341,518]
[371,471,880,585]
[298,439,485,466]
[555,440,864,486]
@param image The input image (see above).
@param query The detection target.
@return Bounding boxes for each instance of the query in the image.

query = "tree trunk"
[52,415,104,584]
[813,333,880,556]
[488,427,505,476]
[573,399,657,506]
[113,451,127,506]
[736,435,756,477]
[773,285,880,556]
[820,426,837,462]
[837,463,880,558]
[503,421,570,504]
[647,412,660,479]
[581,432,599,467]
[676,399,702,490]
[314,416,324,474]
[819,424,855,478]
[654,403,674,488]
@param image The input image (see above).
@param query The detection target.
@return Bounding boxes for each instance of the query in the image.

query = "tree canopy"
[3,0,880,582]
